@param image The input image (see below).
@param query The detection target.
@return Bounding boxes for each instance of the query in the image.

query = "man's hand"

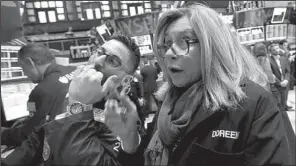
[105,87,141,153]
[280,80,289,87]
[68,65,118,104]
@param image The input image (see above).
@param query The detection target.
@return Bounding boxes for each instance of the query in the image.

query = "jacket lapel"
[270,56,282,80]
[279,57,287,76]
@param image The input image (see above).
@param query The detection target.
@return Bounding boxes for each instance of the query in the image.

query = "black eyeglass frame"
[92,47,132,74]
[157,39,199,57]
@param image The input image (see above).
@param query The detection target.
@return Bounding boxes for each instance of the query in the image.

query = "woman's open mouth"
[169,66,183,73]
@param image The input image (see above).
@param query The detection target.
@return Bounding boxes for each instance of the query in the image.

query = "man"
[279,40,290,58]
[279,40,294,110]
[2,34,144,166]
[1,44,76,146]
[269,43,291,111]
[140,64,159,116]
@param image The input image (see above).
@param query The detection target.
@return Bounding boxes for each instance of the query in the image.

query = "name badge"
[27,102,36,113]
[212,130,240,139]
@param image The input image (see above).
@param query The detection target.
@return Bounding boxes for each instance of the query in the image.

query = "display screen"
[1,81,35,121]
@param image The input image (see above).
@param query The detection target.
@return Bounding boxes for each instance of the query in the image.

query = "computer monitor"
[1,81,35,122]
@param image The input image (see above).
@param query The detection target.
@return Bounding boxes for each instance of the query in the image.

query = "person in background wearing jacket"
[252,42,275,91]
[140,64,159,116]
[102,3,295,166]
[1,44,76,147]
[279,40,294,111]
[1,34,145,166]
[269,43,291,111]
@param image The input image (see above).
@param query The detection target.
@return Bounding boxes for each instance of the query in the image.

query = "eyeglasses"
[157,38,199,57]
[92,47,132,74]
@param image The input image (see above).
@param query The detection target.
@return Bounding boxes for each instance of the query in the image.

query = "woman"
[105,3,294,166]
[252,42,275,91]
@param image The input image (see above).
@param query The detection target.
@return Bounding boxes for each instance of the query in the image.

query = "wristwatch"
[67,102,93,115]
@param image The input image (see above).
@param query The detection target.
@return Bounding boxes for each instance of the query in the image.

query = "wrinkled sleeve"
[244,93,294,165]
[117,109,159,166]
[1,88,62,146]
[2,129,43,166]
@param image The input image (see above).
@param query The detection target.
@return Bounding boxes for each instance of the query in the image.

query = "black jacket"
[2,111,121,166]
[118,80,295,166]
[2,83,146,166]
[140,65,158,93]
[1,64,76,146]
[269,56,290,85]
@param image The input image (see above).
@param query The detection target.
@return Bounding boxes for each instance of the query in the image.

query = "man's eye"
[107,57,120,66]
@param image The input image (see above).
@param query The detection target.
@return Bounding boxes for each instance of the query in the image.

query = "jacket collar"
[43,63,61,78]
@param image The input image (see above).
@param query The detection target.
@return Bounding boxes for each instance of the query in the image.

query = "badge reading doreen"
[93,108,105,123]
[42,136,51,161]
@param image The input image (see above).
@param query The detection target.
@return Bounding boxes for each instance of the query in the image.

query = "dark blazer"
[1,64,76,146]
[269,55,290,85]
[2,84,146,166]
[118,79,295,166]
[140,65,158,93]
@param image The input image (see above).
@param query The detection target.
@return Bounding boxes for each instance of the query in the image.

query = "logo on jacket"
[212,130,240,139]
[59,76,69,84]
[58,71,76,84]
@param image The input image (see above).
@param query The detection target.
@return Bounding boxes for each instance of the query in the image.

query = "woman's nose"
[164,48,177,60]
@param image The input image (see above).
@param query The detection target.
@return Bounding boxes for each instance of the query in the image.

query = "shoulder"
[244,79,271,98]
[59,65,77,73]
[240,79,278,117]
[29,84,52,101]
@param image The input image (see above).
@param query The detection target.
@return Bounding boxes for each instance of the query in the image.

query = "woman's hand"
[105,88,141,153]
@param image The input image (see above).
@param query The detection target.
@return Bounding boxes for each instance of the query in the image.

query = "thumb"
[101,75,119,94]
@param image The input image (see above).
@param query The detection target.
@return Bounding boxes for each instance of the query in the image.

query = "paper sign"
[271,8,287,23]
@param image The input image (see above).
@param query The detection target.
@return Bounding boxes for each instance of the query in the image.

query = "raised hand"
[68,65,118,104]
[105,87,141,153]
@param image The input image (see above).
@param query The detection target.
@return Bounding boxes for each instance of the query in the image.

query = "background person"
[252,42,275,91]
[1,44,76,147]
[104,3,295,166]
[269,43,291,111]
[140,64,159,116]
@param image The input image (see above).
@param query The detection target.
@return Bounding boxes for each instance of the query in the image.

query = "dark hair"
[18,43,55,65]
[279,39,288,45]
[110,33,140,73]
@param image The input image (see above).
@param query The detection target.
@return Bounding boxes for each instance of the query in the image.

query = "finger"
[77,65,95,77]
[85,68,98,77]
[101,75,119,94]
[74,65,85,78]
[105,99,118,115]
[118,90,136,114]
[88,72,103,84]
[105,99,122,122]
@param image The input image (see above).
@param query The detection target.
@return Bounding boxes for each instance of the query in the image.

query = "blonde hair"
[153,4,268,111]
